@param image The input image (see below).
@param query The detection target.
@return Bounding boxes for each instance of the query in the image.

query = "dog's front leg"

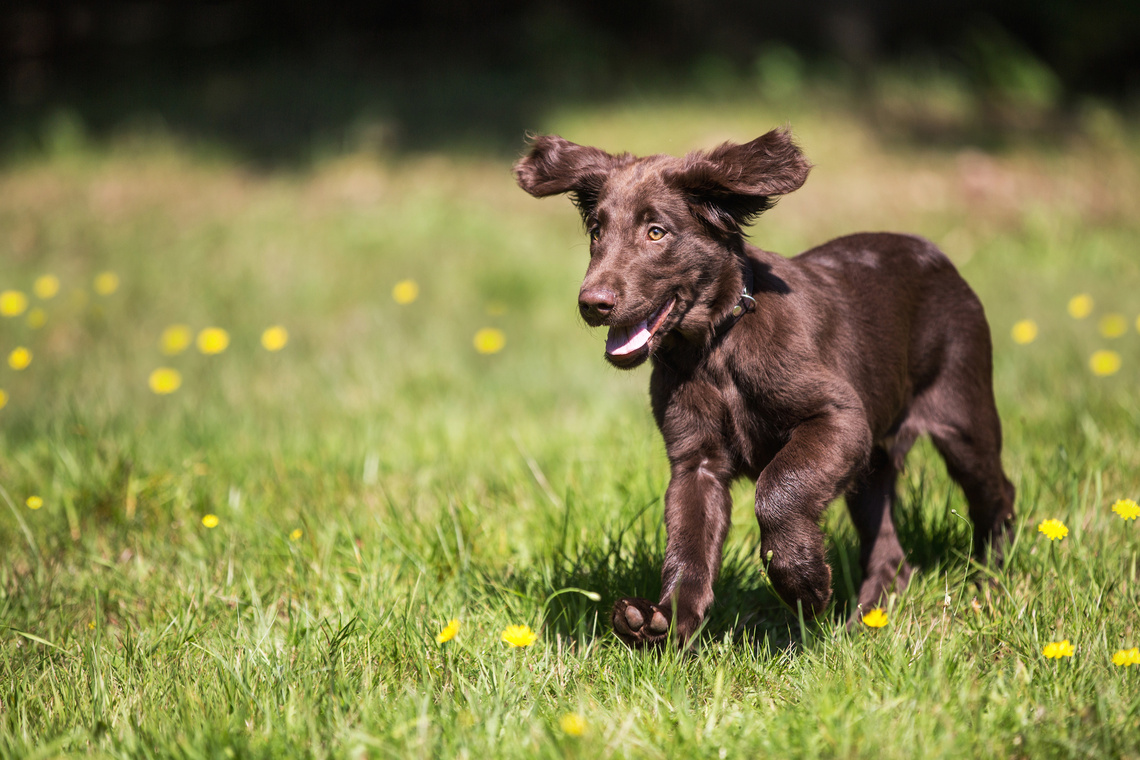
[613,452,733,647]
[756,411,871,619]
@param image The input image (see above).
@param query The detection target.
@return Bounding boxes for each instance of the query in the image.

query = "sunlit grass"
[2,94,1140,758]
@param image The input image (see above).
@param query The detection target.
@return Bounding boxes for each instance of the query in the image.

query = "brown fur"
[514,128,1015,646]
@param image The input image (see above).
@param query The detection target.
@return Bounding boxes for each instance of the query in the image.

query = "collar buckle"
[716,261,756,337]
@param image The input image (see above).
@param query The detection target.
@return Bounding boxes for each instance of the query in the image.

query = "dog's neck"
[713,256,756,338]
[653,250,756,366]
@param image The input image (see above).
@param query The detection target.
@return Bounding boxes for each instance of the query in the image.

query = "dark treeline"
[3,1,1139,160]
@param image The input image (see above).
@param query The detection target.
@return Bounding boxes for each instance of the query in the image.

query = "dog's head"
[514,128,810,369]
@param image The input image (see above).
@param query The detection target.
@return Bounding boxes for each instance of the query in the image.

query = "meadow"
[2,84,1140,758]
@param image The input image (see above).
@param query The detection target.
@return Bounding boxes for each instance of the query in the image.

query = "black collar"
[713,258,756,337]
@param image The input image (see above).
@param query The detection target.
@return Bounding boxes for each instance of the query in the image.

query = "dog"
[514,127,1015,646]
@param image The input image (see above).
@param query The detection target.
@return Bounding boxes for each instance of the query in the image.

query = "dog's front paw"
[767,556,833,619]
[612,597,670,647]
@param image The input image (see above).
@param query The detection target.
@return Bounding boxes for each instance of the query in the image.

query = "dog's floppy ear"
[669,127,811,237]
[514,135,624,220]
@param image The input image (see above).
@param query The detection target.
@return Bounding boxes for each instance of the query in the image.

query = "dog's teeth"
[624,606,645,630]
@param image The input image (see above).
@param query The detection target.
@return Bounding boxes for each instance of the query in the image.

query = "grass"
[2,90,1140,759]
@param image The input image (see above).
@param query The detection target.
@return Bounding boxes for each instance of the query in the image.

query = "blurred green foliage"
[3,2,1138,162]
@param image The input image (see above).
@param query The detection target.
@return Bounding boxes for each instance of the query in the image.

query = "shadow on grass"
[504,449,979,653]
[529,523,807,655]
[481,494,803,654]
[829,453,978,622]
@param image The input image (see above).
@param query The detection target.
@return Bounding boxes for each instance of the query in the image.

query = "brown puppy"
[514,128,1015,646]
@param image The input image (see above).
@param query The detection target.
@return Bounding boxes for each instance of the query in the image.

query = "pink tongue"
[606,319,651,356]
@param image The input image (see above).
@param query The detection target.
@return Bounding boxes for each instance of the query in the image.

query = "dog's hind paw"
[612,597,670,647]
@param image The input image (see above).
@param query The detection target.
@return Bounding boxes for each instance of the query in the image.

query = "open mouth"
[605,297,676,360]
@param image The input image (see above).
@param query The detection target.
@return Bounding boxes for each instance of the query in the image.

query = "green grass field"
[2,91,1140,758]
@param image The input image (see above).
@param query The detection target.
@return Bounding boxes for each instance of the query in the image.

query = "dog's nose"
[579,287,617,319]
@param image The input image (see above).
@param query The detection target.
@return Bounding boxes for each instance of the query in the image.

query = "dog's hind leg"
[929,413,1015,566]
[917,371,1015,566]
[844,445,913,617]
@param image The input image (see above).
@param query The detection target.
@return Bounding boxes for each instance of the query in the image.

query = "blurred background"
[4,0,1139,161]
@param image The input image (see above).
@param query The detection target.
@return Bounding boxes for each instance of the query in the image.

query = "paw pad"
[612,597,671,646]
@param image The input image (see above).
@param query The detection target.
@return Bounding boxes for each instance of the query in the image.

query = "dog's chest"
[717,365,796,477]
[652,356,793,478]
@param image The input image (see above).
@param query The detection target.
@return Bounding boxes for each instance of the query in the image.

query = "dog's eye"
[589,227,600,242]
[647,226,666,241]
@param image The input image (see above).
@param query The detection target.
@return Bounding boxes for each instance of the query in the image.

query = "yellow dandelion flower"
[197,327,230,355]
[33,274,60,300]
[1112,647,1140,667]
[1042,639,1074,659]
[261,325,288,351]
[0,290,29,317]
[1098,313,1127,339]
[88,621,96,630]
[159,324,193,355]
[8,347,32,371]
[148,367,182,395]
[1038,518,1068,541]
[436,618,460,644]
[501,624,537,647]
[201,514,219,529]
[559,713,587,737]
[474,327,506,354]
[26,496,43,510]
[862,608,889,628]
[0,389,8,410]
[26,307,46,329]
[1089,349,1121,377]
[1067,294,1093,319]
[1112,499,1140,521]
[1011,319,1038,345]
[93,271,119,295]
[392,279,419,305]
[290,528,303,541]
